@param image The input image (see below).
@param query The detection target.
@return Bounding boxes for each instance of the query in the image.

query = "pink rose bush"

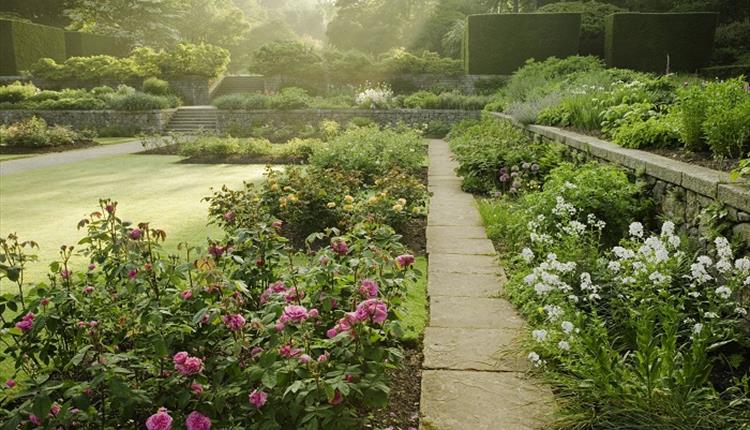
[0,199,420,429]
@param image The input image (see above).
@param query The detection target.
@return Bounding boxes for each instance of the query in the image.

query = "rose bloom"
[15,312,34,332]
[249,389,268,408]
[191,383,203,395]
[129,228,142,240]
[358,279,379,298]
[280,305,308,324]
[181,290,193,300]
[173,351,188,365]
[331,240,348,256]
[395,254,415,268]
[222,314,246,332]
[146,408,173,430]
[185,411,211,430]
[356,299,388,324]
[175,356,204,376]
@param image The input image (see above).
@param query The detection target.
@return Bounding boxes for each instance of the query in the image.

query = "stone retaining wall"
[489,112,750,243]
[0,109,177,133]
[217,109,481,131]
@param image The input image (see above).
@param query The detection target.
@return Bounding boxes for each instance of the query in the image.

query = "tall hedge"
[604,12,718,73]
[0,19,66,75]
[65,32,131,58]
[464,13,582,75]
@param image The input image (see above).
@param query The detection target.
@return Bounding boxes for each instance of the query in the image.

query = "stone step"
[429,296,524,330]
[428,253,499,275]
[422,327,527,372]
[420,370,555,430]
[427,272,504,298]
[426,236,495,255]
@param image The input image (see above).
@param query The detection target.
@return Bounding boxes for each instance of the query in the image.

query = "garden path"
[420,139,555,430]
[0,140,142,176]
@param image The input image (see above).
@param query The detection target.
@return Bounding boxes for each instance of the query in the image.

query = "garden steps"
[420,139,555,430]
[166,106,218,133]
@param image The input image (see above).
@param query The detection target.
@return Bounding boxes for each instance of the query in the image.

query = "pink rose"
[191,383,203,395]
[331,239,348,256]
[129,228,142,240]
[326,328,338,338]
[5,379,15,388]
[173,352,188,365]
[279,344,301,358]
[88,263,96,271]
[358,279,379,298]
[275,321,285,332]
[146,408,173,430]
[356,299,388,324]
[317,353,328,363]
[308,308,319,318]
[83,286,94,294]
[299,354,311,364]
[181,290,193,300]
[50,403,61,416]
[60,269,72,280]
[279,305,308,324]
[271,220,283,229]
[395,254,415,268]
[15,312,34,332]
[185,411,211,430]
[222,314,246,332]
[29,414,42,426]
[179,357,204,376]
[329,390,344,405]
[128,269,138,280]
[251,347,264,358]
[248,389,268,408]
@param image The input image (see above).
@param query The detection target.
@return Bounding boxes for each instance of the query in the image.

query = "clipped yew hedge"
[464,13,582,75]
[64,32,130,58]
[604,12,718,73]
[0,19,66,75]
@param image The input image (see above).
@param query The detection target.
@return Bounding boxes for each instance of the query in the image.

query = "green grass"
[93,137,137,145]
[0,154,33,162]
[400,256,427,342]
[0,154,267,288]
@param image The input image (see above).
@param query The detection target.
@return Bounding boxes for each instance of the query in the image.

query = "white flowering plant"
[354,82,393,109]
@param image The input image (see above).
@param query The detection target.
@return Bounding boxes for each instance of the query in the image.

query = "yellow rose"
[392,204,403,212]
[327,202,336,208]
[288,194,298,202]
[343,204,354,212]
[344,195,354,203]
[397,198,407,205]
[368,196,379,204]
[270,184,279,192]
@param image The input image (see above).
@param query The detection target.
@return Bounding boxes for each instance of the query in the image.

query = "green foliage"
[399,90,490,110]
[0,83,180,111]
[0,116,82,147]
[538,1,628,39]
[378,48,463,76]
[213,93,270,110]
[309,126,425,183]
[448,118,560,194]
[712,19,750,65]
[0,18,66,75]
[611,111,683,149]
[0,81,38,103]
[141,77,171,96]
[605,12,718,73]
[251,40,322,78]
[504,55,605,102]
[64,31,130,58]
[106,91,178,111]
[177,136,321,164]
[465,13,583,74]
[269,87,312,110]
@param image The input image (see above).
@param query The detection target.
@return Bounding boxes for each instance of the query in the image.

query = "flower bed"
[448,119,750,428]
[0,127,429,428]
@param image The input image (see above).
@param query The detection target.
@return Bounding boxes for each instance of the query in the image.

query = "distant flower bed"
[0,116,89,149]
[0,80,182,111]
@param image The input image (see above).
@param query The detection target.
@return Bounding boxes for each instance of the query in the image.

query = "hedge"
[64,32,130,58]
[464,13,582,75]
[604,13,718,73]
[0,19,66,75]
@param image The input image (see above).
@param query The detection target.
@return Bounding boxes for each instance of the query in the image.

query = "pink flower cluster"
[173,352,204,376]
[327,299,388,338]
[358,279,379,298]
[15,312,34,332]
[279,343,303,358]
[278,305,313,325]
[146,409,211,430]
[260,281,305,304]
[222,314,246,332]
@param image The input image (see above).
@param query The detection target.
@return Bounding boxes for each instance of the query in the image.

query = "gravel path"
[0,140,143,176]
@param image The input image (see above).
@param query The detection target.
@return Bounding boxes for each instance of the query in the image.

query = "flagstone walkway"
[419,139,555,430]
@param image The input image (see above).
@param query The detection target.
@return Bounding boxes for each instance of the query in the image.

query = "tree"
[0,0,71,26]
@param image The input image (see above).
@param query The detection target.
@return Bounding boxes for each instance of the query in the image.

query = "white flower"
[661,221,675,237]
[745,275,750,285]
[567,294,579,303]
[527,351,542,366]
[715,286,732,300]
[608,261,621,272]
[697,255,713,266]
[534,283,552,296]
[562,220,586,236]
[649,271,669,285]
[704,312,719,319]
[544,305,564,321]
[523,273,537,285]
[629,222,644,238]
[561,321,574,334]
[532,329,548,342]
[689,262,713,284]
[692,323,703,334]
[613,246,635,260]
[557,340,571,351]
[688,291,701,298]
[621,276,636,284]
[714,237,733,260]
[735,307,748,317]
[735,257,750,272]
[716,259,732,273]
[521,247,534,263]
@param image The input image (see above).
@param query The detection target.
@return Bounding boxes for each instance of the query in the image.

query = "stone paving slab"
[428,207,484,226]
[420,370,555,430]
[429,296,524,329]
[423,327,527,372]
[427,225,488,240]
[426,236,496,255]
[427,272,504,297]
[428,253,499,274]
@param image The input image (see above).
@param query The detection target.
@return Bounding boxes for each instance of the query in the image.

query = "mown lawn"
[0,154,266,287]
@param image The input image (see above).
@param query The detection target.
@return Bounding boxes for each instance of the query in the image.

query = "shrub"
[213,93,270,110]
[0,116,81,147]
[0,81,38,103]
[142,77,171,96]
[504,56,605,103]
[610,111,683,149]
[448,118,561,194]
[309,126,425,182]
[712,19,750,65]
[106,91,178,111]
[269,87,311,110]
[355,83,393,109]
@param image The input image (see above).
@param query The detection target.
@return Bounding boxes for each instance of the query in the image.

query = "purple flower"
[223,211,235,222]
[279,305,308,324]
[395,254,415,268]
[331,239,349,256]
[499,173,510,183]
[249,390,268,408]
[5,379,15,388]
[60,269,72,280]
[298,354,312,364]
[355,299,388,324]
[15,312,34,332]
[129,228,142,240]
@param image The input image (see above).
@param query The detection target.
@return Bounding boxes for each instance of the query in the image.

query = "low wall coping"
[489,112,747,211]
[0,108,177,114]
